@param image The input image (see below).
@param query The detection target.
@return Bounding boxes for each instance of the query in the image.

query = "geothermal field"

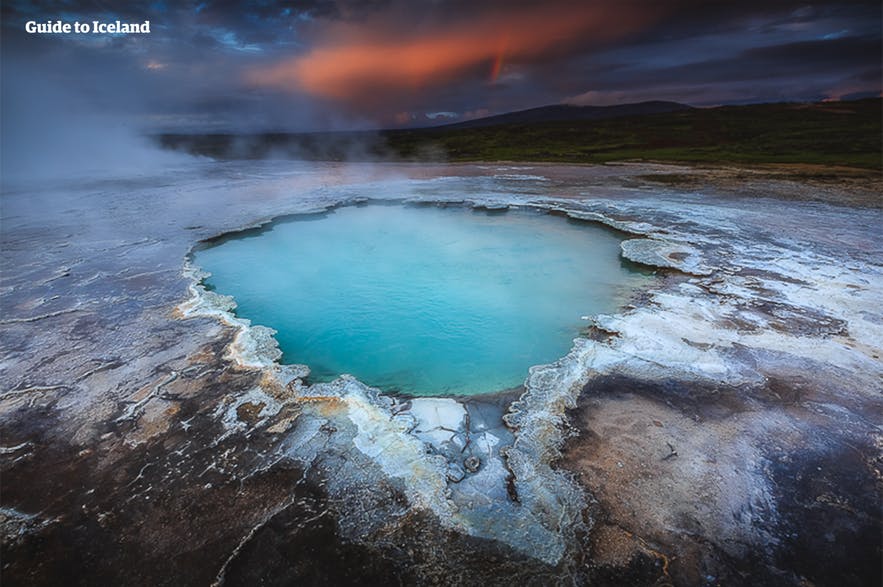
[2,160,880,585]
[2,1,882,585]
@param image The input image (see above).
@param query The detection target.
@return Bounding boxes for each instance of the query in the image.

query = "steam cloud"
[1,58,195,188]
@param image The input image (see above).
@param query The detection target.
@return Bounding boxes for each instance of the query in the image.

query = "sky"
[1,0,880,132]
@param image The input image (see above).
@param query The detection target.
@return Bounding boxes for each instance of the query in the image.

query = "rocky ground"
[1,161,880,585]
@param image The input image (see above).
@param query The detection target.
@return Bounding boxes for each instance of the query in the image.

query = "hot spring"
[193,204,649,396]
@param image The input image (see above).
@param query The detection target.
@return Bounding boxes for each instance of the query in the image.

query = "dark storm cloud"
[667,36,881,84]
[2,0,342,130]
[1,0,880,130]
[561,33,882,105]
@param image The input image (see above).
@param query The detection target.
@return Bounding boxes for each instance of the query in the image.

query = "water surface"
[195,204,648,396]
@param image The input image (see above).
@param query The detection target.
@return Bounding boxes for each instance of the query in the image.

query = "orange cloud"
[248,3,663,102]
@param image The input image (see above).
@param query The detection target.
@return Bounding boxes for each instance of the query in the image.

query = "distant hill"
[438,100,693,129]
[157,98,882,170]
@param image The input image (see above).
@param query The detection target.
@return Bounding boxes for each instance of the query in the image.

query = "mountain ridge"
[434,100,694,129]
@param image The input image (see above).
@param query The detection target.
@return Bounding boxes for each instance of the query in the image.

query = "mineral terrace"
[1,161,880,586]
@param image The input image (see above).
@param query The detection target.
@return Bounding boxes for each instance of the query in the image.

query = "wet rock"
[236,401,266,424]
[447,463,466,483]
[464,455,481,473]
[620,238,713,276]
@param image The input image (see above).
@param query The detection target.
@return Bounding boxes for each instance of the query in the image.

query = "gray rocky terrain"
[1,161,880,585]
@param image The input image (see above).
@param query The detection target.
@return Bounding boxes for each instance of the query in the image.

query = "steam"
[0,59,195,188]
[0,44,442,189]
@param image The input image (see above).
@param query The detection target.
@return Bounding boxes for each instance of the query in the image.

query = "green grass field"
[159,98,882,170]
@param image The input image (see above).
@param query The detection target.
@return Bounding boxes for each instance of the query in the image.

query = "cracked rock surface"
[1,161,880,585]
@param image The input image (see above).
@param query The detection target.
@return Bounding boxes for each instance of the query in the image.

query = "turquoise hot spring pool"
[193,204,649,396]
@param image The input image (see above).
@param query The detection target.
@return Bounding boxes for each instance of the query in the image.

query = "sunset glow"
[249,4,663,102]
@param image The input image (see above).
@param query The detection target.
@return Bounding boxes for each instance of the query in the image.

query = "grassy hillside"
[383,99,882,169]
[159,98,882,170]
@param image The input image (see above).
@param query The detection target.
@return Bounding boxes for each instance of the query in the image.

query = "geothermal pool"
[194,204,648,396]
